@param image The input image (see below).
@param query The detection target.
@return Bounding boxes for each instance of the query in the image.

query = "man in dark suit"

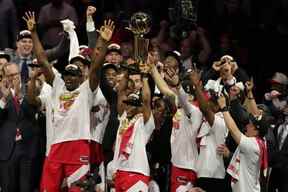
[0,63,39,192]
[268,112,288,192]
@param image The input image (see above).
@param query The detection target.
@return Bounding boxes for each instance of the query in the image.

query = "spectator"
[0,0,17,49]
[0,63,40,192]
[0,51,10,70]
[38,0,78,48]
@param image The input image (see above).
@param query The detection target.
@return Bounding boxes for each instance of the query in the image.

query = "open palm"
[97,19,115,41]
[23,11,36,31]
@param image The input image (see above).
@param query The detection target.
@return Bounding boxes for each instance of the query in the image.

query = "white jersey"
[112,113,155,176]
[38,82,52,156]
[171,88,203,170]
[90,88,110,144]
[196,112,228,179]
[39,74,94,155]
[230,135,261,192]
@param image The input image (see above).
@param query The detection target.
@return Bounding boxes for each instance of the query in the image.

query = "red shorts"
[115,170,150,192]
[41,140,90,192]
[170,165,197,192]
[40,158,89,192]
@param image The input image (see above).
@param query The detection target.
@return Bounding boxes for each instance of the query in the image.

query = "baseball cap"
[17,30,32,41]
[102,63,118,72]
[70,55,90,66]
[0,51,10,62]
[270,72,288,85]
[63,64,82,76]
[107,43,122,55]
[165,50,181,64]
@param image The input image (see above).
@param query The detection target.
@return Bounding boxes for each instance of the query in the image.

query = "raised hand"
[212,61,222,72]
[146,53,157,69]
[22,11,36,31]
[164,68,179,87]
[86,6,96,17]
[97,19,115,42]
[245,77,254,92]
[1,78,11,100]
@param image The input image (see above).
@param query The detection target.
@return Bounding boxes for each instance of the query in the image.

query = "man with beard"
[24,11,114,191]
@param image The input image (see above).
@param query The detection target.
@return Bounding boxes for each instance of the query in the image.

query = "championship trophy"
[128,12,152,64]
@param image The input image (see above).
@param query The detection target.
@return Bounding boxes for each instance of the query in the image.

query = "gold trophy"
[127,12,152,64]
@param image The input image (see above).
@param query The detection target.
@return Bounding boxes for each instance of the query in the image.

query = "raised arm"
[45,32,70,62]
[142,77,152,123]
[190,70,215,126]
[149,57,176,105]
[86,6,98,49]
[23,11,55,85]
[244,78,261,117]
[218,95,242,144]
[139,62,152,123]
[89,19,115,92]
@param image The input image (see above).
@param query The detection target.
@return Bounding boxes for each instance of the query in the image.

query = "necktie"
[278,124,286,150]
[21,59,29,84]
[13,95,20,113]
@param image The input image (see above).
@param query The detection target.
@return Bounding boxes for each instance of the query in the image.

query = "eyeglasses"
[6,72,20,78]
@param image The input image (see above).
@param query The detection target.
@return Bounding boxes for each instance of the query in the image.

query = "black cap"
[106,43,122,55]
[120,63,141,75]
[17,30,32,41]
[102,63,118,72]
[63,64,82,76]
[0,51,10,62]
[248,114,269,138]
[70,55,91,66]
[165,50,181,64]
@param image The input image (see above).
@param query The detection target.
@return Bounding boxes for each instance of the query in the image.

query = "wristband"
[220,106,229,112]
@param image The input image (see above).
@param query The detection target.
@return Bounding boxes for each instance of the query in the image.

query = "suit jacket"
[268,122,288,175]
[0,95,39,161]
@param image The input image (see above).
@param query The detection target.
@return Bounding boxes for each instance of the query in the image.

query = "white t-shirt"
[196,112,228,179]
[39,74,94,155]
[170,99,203,171]
[90,88,110,144]
[231,135,261,192]
[112,113,155,176]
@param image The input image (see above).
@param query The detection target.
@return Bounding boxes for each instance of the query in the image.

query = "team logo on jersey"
[59,91,80,112]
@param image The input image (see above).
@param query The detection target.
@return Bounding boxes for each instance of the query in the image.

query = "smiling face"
[63,74,82,91]
[104,68,117,88]
[16,38,33,57]
[105,51,123,64]
[128,74,143,92]
[164,56,179,72]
